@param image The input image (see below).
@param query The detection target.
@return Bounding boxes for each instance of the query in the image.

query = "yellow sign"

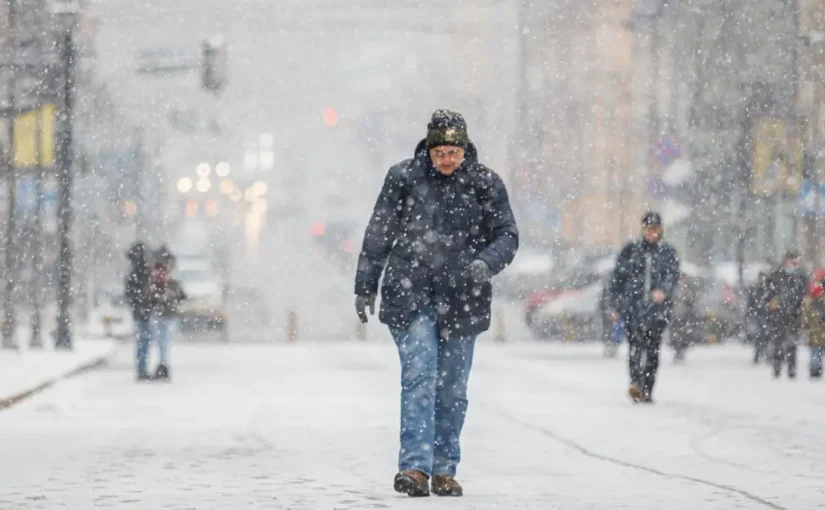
[13,104,56,168]
[751,117,803,195]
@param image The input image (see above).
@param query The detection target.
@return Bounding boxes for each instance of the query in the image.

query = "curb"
[0,344,121,412]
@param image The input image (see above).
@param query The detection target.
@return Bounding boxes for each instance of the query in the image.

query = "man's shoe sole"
[394,474,429,497]
[433,487,463,497]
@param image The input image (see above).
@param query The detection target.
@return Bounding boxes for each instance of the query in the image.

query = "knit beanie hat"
[642,211,663,226]
[426,109,469,150]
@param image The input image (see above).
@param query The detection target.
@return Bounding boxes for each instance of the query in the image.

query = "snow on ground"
[0,340,822,509]
[0,336,116,406]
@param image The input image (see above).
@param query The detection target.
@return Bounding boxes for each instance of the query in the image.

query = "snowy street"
[1,341,822,509]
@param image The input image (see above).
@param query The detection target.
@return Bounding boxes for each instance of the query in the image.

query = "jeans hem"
[398,464,432,477]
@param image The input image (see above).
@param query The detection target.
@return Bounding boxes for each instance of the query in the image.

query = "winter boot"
[641,395,655,404]
[137,372,152,382]
[154,364,170,381]
[431,475,463,497]
[628,383,642,403]
[393,470,429,497]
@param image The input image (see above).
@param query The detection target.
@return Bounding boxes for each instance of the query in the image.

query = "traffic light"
[202,35,228,94]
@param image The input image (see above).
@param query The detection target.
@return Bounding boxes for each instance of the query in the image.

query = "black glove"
[355,294,376,323]
[465,259,492,283]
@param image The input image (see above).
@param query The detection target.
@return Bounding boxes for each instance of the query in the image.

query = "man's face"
[642,225,663,244]
[429,146,465,176]
[785,256,800,269]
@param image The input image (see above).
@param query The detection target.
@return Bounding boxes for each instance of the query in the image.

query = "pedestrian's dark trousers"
[754,321,770,362]
[670,317,691,353]
[772,329,798,377]
[135,316,152,377]
[628,324,664,398]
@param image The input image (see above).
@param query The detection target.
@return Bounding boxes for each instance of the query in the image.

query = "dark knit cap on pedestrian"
[426,109,469,150]
[642,211,663,226]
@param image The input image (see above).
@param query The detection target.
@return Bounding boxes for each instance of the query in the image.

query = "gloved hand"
[355,294,376,323]
[465,259,492,283]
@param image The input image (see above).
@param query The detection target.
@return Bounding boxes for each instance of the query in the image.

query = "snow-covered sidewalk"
[0,335,117,409]
[0,340,823,508]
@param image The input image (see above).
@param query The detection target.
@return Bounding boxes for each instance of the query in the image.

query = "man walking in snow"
[354,109,518,497]
[125,242,153,381]
[609,212,680,403]
[748,271,772,364]
[765,250,808,379]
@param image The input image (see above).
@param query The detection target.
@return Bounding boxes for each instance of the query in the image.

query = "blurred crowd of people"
[745,250,822,379]
[630,249,823,380]
[604,210,823,407]
[125,242,187,382]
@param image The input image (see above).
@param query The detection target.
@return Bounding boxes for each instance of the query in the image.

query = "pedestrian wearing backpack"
[354,109,518,498]
[801,277,825,379]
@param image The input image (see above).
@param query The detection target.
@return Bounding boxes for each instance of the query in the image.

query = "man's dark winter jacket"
[354,140,518,338]
[609,239,680,330]
[747,279,770,320]
[125,244,151,322]
[765,266,808,333]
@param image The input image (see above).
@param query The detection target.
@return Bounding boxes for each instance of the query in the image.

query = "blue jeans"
[151,316,175,365]
[390,308,477,477]
[135,317,152,376]
[811,346,824,376]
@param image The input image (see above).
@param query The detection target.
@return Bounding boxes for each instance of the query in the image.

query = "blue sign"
[17,177,37,213]
[650,135,681,168]
[799,179,825,217]
[16,177,56,214]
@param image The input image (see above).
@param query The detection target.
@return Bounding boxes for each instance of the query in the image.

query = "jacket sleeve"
[354,163,409,296]
[609,244,633,313]
[802,302,813,333]
[476,171,519,275]
[173,281,187,302]
[661,247,681,300]
[125,276,140,308]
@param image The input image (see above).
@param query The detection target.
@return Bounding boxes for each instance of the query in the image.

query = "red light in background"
[322,107,339,128]
[311,221,326,236]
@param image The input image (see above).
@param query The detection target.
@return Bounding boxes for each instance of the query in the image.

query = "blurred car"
[494,248,555,300]
[691,275,743,342]
[526,279,606,341]
[524,255,615,341]
[174,257,228,330]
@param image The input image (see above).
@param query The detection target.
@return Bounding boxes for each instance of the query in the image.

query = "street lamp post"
[1,0,20,349]
[52,0,78,350]
[29,108,45,348]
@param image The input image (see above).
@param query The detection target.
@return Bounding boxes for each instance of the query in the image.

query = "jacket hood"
[127,242,147,263]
